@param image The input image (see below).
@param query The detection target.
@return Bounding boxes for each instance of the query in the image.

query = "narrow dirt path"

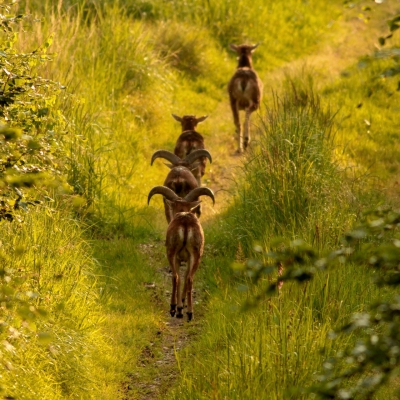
[119,239,209,400]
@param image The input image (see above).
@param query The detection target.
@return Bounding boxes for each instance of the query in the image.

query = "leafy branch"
[239,207,400,398]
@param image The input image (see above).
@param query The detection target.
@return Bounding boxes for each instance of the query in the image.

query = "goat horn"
[151,150,181,166]
[184,149,212,165]
[184,187,215,205]
[148,186,180,205]
[229,44,238,51]
[171,114,182,122]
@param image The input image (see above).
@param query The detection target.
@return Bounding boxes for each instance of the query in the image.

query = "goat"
[228,43,263,153]
[148,186,215,321]
[172,114,209,185]
[151,149,212,222]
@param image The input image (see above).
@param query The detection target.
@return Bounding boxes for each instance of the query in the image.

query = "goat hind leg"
[170,272,178,317]
[182,269,189,306]
[176,271,184,319]
[230,98,243,153]
[186,257,201,322]
[243,108,252,150]
[167,251,179,317]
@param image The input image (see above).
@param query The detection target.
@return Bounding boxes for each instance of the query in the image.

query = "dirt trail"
[119,240,209,400]
[123,9,392,399]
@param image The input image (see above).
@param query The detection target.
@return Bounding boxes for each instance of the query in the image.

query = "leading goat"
[228,43,263,153]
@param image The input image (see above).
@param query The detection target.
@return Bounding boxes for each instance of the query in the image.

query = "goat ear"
[189,201,202,213]
[196,115,208,124]
[251,43,260,52]
[163,162,174,169]
[229,44,238,52]
[171,114,182,122]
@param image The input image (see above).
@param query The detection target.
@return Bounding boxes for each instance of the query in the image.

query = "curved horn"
[184,149,212,165]
[196,115,208,124]
[151,150,181,166]
[148,186,180,205]
[184,187,215,205]
[171,114,182,122]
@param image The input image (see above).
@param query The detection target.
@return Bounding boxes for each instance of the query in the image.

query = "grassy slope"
[9,0,400,398]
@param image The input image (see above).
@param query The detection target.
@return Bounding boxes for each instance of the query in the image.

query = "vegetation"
[0,0,399,399]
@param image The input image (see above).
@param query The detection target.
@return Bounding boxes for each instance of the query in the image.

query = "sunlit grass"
[227,86,357,256]
[168,247,390,399]
[0,205,103,398]
[4,0,400,398]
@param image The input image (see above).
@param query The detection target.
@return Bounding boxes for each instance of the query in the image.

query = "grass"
[228,85,356,256]
[1,0,399,398]
[90,237,166,399]
[167,245,390,399]
[0,204,103,398]
[321,38,400,186]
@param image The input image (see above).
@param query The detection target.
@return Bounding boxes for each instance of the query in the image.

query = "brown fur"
[164,196,211,321]
[148,186,214,321]
[163,167,199,223]
[228,44,263,153]
[172,114,209,185]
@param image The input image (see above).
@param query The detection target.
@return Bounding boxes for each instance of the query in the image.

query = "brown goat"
[228,43,263,153]
[148,186,215,321]
[172,114,209,184]
[151,149,212,222]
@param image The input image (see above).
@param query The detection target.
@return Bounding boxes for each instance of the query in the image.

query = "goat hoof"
[170,304,176,317]
[186,312,193,322]
[176,307,184,318]
[234,149,243,156]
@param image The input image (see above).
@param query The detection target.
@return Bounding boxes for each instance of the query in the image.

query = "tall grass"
[0,205,103,398]
[230,86,356,256]
[167,249,388,400]
[117,0,343,65]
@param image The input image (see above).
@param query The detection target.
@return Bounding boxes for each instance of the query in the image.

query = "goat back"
[164,167,198,197]
[166,212,204,256]
[174,130,205,159]
[228,69,263,110]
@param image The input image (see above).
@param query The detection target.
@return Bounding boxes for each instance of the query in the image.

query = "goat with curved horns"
[148,186,215,321]
[172,114,209,184]
[151,149,212,171]
[151,149,212,222]
[228,43,263,153]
